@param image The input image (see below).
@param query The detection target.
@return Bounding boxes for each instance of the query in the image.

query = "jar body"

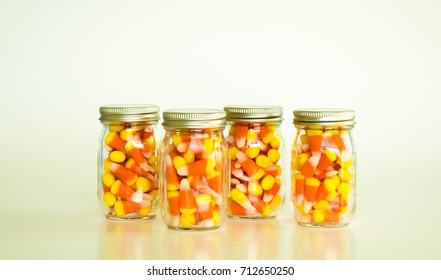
[98,121,159,220]
[291,125,356,227]
[159,128,228,230]
[226,121,285,219]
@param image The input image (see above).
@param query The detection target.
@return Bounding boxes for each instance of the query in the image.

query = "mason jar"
[98,104,160,220]
[224,105,285,219]
[159,108,228,230]
[292,109,356,227]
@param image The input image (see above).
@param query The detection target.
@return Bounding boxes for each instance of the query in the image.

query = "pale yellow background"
[0,0,440,259]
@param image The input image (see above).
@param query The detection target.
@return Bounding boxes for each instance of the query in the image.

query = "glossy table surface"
[1,191,440,260]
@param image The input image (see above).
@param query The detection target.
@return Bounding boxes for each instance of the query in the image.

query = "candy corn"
[227,122,284,218]
[292,126,355,226]
[105,131,126,152]
[179,179,197,215]
[235,151,265,180]
[161,129,226,229]
[109,163,138,187]
[100,123,158,219]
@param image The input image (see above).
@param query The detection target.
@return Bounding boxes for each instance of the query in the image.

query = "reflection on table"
[98,209,353,260]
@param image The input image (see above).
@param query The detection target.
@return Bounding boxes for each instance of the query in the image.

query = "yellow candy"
[342,193,349,203]
[203,138,214,154]
[330,174,341,186]
[338,168,351,182]
[312,210,325,223]
[308,125,323,130]
[256,155,271,168]
[261,204,272,216]
[180,214,196,228]
[136,176,151,192]
[305,177,321,188]
[296,203,307,215]
[228,146,239,161]
[269,195,282,210]
[246,147,260,159]
[338,158,353,168]
[306,129,322,136]
[266,125,276,132]
[172,134,183,146]
[109,124,124,132]
[296,153,309,171]
[183,151,195,164]
[337,182,351,196]
[248,181,263,197]
[313,200,331,211]
[109,151,126,163]
[103,160,112,173]
[148,155,158,166]
[325,191,338,201]
[167,182,179,191]
[262,131,275,144]
[120,128,137,141]
[323,178,337,192]
[230,188,251,209]
[103,192,116,207]
[261,175,275,191]
[149,189,159,201]
[213,210,220,226]
[102,172,115,187]
[267,149,281,163]
[324,148,337,162]
[114,201,125,216]
[173,156,187,170]
[269,135,281,150]
[143,137,156,149]
[300,134,309,145]
[247,129,258,143]
[138,207,151,216]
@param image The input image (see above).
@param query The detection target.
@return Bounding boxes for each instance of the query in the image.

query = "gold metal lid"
[162,108,226,128]
[223,105,283,122]
[99,104,160,123]
[293,108,355,126]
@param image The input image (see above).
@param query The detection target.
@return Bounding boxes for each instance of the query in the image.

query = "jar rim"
[293,108,355,126]
[162,108,226,128]
[224,104,283,122]
[99,104,160,123]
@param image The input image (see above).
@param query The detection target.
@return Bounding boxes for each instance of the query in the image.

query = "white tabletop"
[1,191,439,260]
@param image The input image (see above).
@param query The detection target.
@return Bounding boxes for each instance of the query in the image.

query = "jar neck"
[164,127,225,133]
[295,124,353,131]
[228,121,282,126]
[102,120,158,126]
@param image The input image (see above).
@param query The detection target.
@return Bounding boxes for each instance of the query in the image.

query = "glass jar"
[159,108,228,230]
[224,105,285,219]
[292,109,356,227]
[98,104,160,220]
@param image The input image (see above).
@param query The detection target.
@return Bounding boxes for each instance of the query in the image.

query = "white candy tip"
[236,138,246,149]
[177,166,189,176]
[180,178,190,189]
[235,151,247,162]
[131,191,143,203]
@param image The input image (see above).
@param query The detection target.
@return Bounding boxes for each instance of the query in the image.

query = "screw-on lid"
[162,108,226,128]
[293,108,355,126]
[223,105,283,122]
[99,104,160,123]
